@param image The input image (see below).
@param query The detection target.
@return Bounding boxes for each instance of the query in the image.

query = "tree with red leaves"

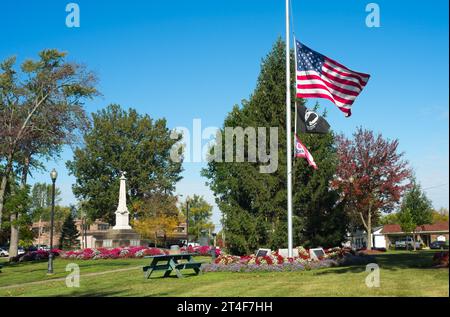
[332,127,412,249]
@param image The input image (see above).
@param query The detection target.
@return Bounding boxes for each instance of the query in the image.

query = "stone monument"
[113,172,132,230]
[91,172,141,248]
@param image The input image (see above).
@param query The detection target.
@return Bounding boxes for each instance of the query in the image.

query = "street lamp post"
[185,196,190,247]
[80,216,84,249]
[80,210,87,249]
[211,232,217,260]
[47,168,57,275]
[84,216,87,248]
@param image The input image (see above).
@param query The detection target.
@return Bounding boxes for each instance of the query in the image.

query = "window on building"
[96,224,108,231]
[130,240,140,246]
[103,239,112,247]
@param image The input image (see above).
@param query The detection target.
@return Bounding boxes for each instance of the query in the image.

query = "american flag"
[295,40,370,117]
[294,134,317,170]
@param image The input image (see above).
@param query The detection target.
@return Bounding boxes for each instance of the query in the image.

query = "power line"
[423,183,448,190]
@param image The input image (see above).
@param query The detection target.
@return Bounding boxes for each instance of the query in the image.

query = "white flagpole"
[285,0,293,258]
[294,36,298,136]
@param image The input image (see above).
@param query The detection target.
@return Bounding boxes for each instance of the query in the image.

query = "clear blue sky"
[1,0,448,229]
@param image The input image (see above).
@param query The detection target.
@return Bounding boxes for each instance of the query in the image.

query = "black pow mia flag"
[296,104,330,134]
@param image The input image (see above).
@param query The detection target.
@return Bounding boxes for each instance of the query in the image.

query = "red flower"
[277,254,284,264]
[263,256,273,265]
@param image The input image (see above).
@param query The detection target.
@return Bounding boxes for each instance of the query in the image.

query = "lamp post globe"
[50,169,58,181]
[47,169,57,274]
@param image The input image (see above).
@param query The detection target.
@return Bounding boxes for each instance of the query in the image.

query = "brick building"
[32,219,187,249]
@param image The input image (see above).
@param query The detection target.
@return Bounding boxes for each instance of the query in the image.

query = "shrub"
[433,251,449,268]
[10,249,61,263]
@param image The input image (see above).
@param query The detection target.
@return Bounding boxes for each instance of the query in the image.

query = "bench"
[143,254,203,279]
[175,262,202,271]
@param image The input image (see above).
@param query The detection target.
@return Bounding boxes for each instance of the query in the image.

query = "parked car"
[430,240,449,250]
[17,247,25,255]
[26,246,38,252]
[0,248,9,257]
[395,237,422,249]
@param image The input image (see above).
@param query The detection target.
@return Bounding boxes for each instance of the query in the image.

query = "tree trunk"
[8,213,19,260]
[0,175,8,231]
[8,156,30,261]
[359,208,372,250]
[412,232,417,251]
[366,211,372,250]
[0,152,14,231]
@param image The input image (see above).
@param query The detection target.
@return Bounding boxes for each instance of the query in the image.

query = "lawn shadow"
[77,262,137,268]
[313,266,366,275]
[313,251,437,275]
[53,289,128,297]
[371,252,436,270]
[146,271,201,279]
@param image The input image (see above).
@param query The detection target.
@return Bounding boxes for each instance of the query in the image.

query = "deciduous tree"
[180,195,215,242]
[400,181,433,251]
[432,208,449,223]
[332,128,412,249]
[0,49,97,231]
[67,104,183,224]
[398,208,415,250]
[132,193,180,247]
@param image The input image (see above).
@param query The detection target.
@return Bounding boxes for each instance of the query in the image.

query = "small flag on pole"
[296,104,330,134]
[294,134,317,170]
[295,40,370,117]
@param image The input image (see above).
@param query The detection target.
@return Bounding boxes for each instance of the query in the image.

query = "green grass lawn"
[0,250,447,297]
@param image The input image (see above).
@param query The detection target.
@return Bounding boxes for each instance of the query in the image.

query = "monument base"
[92,229,142,248]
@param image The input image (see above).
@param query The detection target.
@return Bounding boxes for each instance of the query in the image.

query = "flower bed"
[181,245,221,256]
[11,245,221,262]
[11,249,62,263]
[202,246,373,272]
[203,259,338,272]
[59,245,220,260]
[60,246,167,260]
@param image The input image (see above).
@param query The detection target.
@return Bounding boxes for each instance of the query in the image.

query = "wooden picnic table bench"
[143,253,203,279]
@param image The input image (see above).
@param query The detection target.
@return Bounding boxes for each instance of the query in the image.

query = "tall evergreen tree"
[59,212,80,250]
[202,39,347,255]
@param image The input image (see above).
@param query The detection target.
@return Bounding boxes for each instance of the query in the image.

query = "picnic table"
[143,253,203,279]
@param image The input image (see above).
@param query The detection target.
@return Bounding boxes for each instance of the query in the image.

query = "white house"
[345,226,386,250]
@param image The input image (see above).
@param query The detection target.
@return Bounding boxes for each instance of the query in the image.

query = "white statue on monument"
[113,171,132,230]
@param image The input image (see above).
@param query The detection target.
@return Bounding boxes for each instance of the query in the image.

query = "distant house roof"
[381,222,449,234]
[419,222,449,232]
